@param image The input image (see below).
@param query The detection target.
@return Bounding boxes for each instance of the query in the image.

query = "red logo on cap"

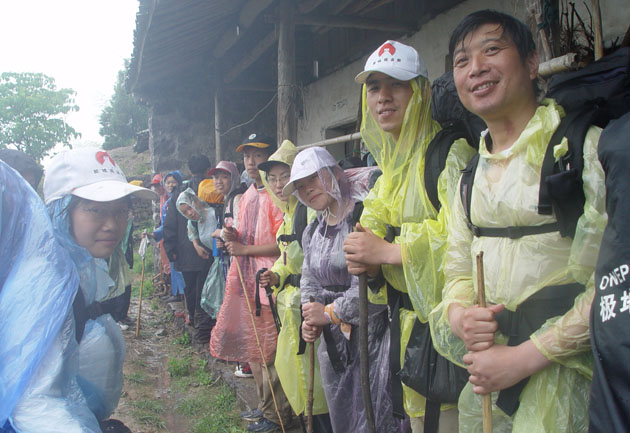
[95,151,116,166]
[379,43,396,57]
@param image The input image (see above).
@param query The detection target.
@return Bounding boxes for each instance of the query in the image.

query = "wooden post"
[591,0,604,60]
[214,88,222,163]
[277,0,297,144]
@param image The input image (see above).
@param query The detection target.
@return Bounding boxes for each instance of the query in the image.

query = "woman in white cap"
[284,147,401,433]
[38,147,155,431]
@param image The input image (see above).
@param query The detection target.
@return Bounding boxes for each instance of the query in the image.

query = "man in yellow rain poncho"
[258,140,333,432]
[343,40,476,432]
[428,10,607,433]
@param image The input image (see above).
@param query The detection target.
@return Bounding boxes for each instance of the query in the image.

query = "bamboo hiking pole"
[358,272,376,433]
[135,254,145,338]
[307,296,316,433]
[233,258,286,433]
[476,252,492,433]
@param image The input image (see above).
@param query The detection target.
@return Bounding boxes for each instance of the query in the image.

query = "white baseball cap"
[43,147,157,204]
[354,40,428,84]
[282,147,337,197]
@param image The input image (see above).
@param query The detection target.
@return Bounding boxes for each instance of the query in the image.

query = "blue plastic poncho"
[0,162,100,432]
[44,196,126,423]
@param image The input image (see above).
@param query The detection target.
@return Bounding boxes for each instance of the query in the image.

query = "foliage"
[167,355,192,377]
[130,399,166,429]
[0,72,79,162]
[99,60,148,150]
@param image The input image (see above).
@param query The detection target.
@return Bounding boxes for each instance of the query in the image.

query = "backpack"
[460,47,630,239]
[425,70,485,211]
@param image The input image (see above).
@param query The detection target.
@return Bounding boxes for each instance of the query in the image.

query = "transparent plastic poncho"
[0,162,100,432]
[209,183,284,363]
[296,154,402,432]
[359,76,476,416]
[429,100,607,432]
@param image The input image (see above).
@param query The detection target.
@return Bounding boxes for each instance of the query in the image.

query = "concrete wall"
[297,0,630,150]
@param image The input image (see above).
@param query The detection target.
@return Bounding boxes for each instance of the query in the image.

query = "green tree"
[0,72,79,162]
[99,61,148,150]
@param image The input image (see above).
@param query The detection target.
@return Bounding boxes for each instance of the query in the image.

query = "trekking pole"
[136,233,150,338]
[233,257,286,433]
[307,296,316,433]
[358,272,376,433]
[476,251,492,433]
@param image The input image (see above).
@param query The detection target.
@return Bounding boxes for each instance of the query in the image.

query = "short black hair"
[449,10,536,62]
[0,148,43,188]
[188,154,211,176]
[449,10,539,94]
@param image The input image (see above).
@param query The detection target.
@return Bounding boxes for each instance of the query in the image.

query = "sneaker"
[235,363,253,378]
[241,407,263,422]
[246,418,281,432]
[118,322,129,331]
[164,294,182,303]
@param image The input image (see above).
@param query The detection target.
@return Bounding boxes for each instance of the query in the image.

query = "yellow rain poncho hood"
[360,75,476,320]
[260,139,298,213]
[359,74,476,417]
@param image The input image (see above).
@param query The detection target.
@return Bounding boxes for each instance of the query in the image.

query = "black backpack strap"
[459,153,480,232]
[293,201,308,248]
[538,106,600,237]
[425,120,475,212]
[255,268,266,317]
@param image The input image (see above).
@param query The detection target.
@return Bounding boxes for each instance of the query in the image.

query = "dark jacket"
[163,187,211,272]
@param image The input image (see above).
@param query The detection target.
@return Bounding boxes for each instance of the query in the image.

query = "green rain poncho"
[429,100,607,432]
[260,140,328,416]
[359,76,476,416]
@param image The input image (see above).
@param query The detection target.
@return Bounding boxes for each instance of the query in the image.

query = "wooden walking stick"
[307,296,316,433]
[358,272,376,433]
[233,257,286,433]
[136,233,149,338]
[476,251,493,433]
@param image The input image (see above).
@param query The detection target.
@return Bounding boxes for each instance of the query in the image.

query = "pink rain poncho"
[210,183,283,363]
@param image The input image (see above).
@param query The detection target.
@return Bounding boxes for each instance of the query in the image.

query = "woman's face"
[212,171,232,195]
[267,164,291,201]
[71,197,130,259]
[295,171,335,211]
[164,175,179,194]
[179,202,201,221]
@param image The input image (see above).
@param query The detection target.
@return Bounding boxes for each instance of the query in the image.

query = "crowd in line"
[1,9,629,433]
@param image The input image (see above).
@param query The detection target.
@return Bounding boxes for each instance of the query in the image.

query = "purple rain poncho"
[296,156,401,433]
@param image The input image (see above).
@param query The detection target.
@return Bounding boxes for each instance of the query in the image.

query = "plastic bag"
[200,257,225,318]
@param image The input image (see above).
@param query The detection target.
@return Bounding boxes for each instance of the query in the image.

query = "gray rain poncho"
[295,149,401,433]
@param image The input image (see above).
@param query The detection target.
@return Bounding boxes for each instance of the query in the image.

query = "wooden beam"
[277,0,297,143]
[270,14,417,33]
[214,88,222,162]
[213,0,274,59]
[298,0,326,14]
[223,30,278,83]
[225,85,277,92]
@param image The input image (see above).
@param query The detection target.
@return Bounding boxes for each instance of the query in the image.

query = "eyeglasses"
[267,174,290,185]
[78,206,131,223]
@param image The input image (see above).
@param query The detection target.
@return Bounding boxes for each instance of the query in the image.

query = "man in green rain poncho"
[343,40,476,432]
[428,10,607,433]
[258,140,333,433]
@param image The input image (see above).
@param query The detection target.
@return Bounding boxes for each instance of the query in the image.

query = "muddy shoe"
[99,419,132,433]
[241,407,263,422]
[246,418,280,432]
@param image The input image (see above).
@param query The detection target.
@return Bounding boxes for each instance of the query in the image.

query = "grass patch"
[125,371,148,385]
[130,399,166,429]
[190,384,244,433]
[167,355,192,377]
[175,331,191,346]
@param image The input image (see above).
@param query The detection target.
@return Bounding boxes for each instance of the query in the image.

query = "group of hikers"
[1,8,629,433]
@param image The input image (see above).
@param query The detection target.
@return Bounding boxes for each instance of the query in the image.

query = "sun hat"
[208,160,239,177]
[282,146,337,197]
[235,133,276,153]
[354,40,428,84]
[43,147,157,204]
